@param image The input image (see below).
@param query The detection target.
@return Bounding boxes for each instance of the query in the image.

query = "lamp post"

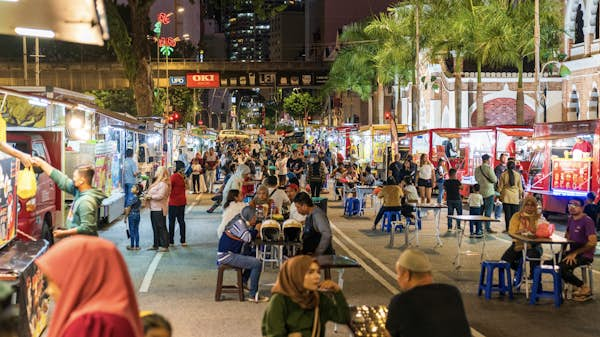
[537,61,571,123]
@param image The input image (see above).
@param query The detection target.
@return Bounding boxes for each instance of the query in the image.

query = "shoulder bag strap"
[477,166,494,184]
[311,306,320,337]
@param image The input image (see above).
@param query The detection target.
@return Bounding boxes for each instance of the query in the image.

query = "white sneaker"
[246,295,269,303]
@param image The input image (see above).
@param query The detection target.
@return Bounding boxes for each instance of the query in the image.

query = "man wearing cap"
[386,249,471,337]
[475,154,498,233]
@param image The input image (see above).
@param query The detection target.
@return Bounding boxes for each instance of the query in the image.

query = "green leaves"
[283,92,323,119]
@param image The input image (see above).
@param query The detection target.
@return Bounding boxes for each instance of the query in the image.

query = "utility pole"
[534,0,541,123]
[35,37,40,86]
[412,4,420,130]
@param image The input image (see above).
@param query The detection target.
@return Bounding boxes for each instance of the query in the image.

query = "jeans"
[469,206,482,234]
[483,195,495,231]
[205,169,216,193]
[192,174,200,193]
[436,180,444,204]
[223,253,262,297]
[494,201,503,219]
[503,203,520,231]
[374,206,403,226]
[150,211,169,248]
[310,181,322,197]
[128,212,140,247]
[124,183,133,207]
[447,200,462,229]
[168,205,186,244]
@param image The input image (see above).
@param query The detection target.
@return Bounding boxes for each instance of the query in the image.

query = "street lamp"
[537,61,571,123]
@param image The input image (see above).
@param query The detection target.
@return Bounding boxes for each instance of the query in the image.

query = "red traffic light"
[385,112,391,120]
[173,112,180,120]
[168,115,174,122]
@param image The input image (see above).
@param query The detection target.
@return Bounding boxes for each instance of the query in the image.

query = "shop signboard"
[551,159,591,192]
[0,156,17,249]
[186,72,220,88]
[169,76,186,86]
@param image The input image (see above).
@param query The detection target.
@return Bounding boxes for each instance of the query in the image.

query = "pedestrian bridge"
[0,60,331,92]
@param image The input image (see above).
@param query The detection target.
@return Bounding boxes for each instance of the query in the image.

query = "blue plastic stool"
[478,260,513,300]
[344,198,362,216]
[381,211,403,233]
[530,265,562,307]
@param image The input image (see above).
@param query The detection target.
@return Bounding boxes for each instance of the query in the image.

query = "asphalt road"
[99,192,600,337]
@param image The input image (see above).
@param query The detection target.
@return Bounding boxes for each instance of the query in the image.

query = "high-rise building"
[270,5,305,61]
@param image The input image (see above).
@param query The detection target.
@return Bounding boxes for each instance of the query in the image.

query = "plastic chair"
[530,265,562,307]
[478,260,513,300]
[259,220,282,270]
[381,211,402,233]
[565,263,594,299]
[344,198,362,216]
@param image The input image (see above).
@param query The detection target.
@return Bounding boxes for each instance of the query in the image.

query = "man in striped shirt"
[217,206,268,302]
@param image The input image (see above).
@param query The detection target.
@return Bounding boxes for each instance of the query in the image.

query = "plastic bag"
[535,222,555,238]
[17,167,37,199]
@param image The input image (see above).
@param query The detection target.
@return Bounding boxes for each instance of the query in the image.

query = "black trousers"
[310,181,322,197]
[168,205,187,244]
[374,206,404,226]
[192,174,200,193]
[150,210,169,248]
[503,203,520,231]
[557,251,593,287]
[501,242,542,274]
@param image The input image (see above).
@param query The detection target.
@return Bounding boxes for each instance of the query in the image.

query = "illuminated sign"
[186,73,220,88]
[169,76,186,86]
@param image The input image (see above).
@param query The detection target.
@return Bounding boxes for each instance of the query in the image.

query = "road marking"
[330,222,397,279]
[139,252,164,293]
[332,236,399,295]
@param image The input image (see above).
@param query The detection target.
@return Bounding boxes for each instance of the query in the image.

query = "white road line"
[332,236,399,295]
[330,222,397,279]
[139,252,164,293]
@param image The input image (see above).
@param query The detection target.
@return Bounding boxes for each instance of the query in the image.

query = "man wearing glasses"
[561,198,597,301]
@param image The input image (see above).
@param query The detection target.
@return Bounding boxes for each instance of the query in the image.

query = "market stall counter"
[0,239,49,337]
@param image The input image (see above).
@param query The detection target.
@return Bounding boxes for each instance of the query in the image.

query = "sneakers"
[246,295,269,303]
[573,286,591,297]
[158,247,169,252]
[134,246,141,250]
[126,246,134,250]
[573,294,593,302]
[181,242,188,247]
[486,229,497,234]
[147,246,158,251]
[473,233,484,238]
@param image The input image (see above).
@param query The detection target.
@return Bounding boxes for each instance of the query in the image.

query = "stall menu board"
[0,156,17,249]
[551,159,591,192]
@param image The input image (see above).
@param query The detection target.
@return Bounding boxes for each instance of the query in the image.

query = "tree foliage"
[283,92,323,120]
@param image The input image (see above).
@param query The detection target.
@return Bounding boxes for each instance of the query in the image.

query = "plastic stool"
[478,260,513,300]
[344,198,362,216]
[215,264,245,302]
[566,264,594,299]
[382,211,402,233]
[530,265,562,307]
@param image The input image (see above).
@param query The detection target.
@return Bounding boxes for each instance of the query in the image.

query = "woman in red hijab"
[35,236,143,337]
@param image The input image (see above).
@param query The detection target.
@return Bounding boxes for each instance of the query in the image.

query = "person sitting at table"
[385,248,471,337]
[344,165,360,188]
[500,196,543,279]
[294,192,334,255]
[217,206,268,303]
[249,185,278,218]
[264,175,290,212]
[216,189,247,239]
[558,198,597,301]
[361,166,376,186]
[371,177,404,231]
[332,165,347,200]
[261,255,350,337]
[286,183,306,223]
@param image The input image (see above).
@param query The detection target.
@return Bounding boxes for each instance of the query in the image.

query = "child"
[468,184,484,238]
[400,177,418,222]
[443,168,462,231]
[141,312,172,337]
[124,184,142,250]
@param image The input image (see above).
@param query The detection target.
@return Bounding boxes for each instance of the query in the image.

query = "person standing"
[435,158,447,204]
[275,152,288,187]
[475,154,497,233]
[498,160,523,232]
[388,154,403,185]
[32,159,106,238]
[444,169,462,231]
[35,236,144,337]
[467,184,484,238]
[416,154,434,204]
[307,155,327,198]
[190,158,202,194]
[494,153,508,220]
[294,192,334,255]
[168,161,188,247]
[123,149,139,206]
[559,198,597,301]
[203,147,219,194]
[124,185,142,250]
[146,167,170,252]
[261,255,350,337]
[385,249,471,337]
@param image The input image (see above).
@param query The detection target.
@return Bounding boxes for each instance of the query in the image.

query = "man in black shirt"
[443,168,463,230]
[386,249,471,337]
[388,154,403,184]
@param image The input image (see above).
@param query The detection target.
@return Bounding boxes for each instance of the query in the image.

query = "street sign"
[169,76,186,86]
[186,72,220,88]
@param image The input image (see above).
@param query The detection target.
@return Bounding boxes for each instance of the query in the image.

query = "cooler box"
[312,197,328,215]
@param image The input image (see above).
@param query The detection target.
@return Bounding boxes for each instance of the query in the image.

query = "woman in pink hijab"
[35,236,143,337]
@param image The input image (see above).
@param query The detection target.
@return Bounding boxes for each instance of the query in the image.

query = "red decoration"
[158,37,177,48]
[157,12,172,25]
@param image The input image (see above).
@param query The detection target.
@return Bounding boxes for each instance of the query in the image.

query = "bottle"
[270,200,276,218]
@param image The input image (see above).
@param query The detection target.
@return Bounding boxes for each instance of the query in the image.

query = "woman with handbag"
[261,255,350,337]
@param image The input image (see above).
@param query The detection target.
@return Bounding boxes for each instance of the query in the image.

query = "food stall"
[356,124,392,176]
[528,120,600,214]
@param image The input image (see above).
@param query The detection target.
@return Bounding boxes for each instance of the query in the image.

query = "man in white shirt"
[264,175,289,211]
[285,183,306,222]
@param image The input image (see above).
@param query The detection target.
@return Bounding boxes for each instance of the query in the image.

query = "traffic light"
[198,119,203,125]
[385,111,391,120]
[172,112,180,121]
